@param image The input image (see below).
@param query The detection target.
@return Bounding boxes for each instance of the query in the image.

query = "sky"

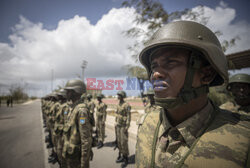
[0,0,250,97]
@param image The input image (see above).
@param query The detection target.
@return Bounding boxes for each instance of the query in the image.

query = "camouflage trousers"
[117,126,129,156]
[66,158,80,168]
[96,118,105,142]
[56,136,67,168]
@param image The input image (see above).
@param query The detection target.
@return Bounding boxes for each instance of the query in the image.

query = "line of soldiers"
[41,80,131,168]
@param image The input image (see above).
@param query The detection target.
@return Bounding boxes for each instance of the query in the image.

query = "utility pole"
[81,60,88,81]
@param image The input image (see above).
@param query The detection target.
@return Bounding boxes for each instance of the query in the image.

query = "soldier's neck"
[119,99,124,104]
[165,94,208,126]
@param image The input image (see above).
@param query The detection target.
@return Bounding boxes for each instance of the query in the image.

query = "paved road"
[0,100,45,168]
[0,100,136,168]
[91,128,136,168]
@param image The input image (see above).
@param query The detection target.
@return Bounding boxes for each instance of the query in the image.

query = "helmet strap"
[155,51,209,110]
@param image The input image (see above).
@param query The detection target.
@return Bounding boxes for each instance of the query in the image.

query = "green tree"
[9,85,28,102]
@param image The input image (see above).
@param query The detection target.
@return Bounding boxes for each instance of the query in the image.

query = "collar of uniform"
[160,101,213,147]
[176,101,213,147]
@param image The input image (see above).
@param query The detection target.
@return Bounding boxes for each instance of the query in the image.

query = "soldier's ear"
[200,65,216,85]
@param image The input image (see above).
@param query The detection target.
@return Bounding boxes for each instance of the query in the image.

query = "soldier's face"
[150,48,202,98]
[230,83,250,105]
[118,95,122,100]
[66,90,74,101]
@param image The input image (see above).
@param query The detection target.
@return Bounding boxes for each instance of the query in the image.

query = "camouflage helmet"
[227,73,250,91]
[139,20,228,86]
[96,93,105,99]
[64,79,86,94]
[87,94,92,99]
[57,89,67,98]
[117,91,126,98]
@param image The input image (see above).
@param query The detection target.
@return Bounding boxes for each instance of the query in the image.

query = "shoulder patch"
[80,117,86,124]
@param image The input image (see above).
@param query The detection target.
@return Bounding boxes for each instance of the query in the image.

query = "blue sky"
[1,0,249,42]
[0,0,250,97]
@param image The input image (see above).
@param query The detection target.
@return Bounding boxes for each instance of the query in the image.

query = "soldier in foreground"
[95,93,107,149]
[62,79,92,168]
[135,21,250,167]
[226,73,250,116]
[115,91,131,167]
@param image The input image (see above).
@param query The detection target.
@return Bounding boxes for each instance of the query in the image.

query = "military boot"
[45,135,50,143]
[116,153,124,163]
[47,143,53,148]
[97,141,104,149]
[48,152,58,164]
[116,152,122,163]
[121,155,129,167]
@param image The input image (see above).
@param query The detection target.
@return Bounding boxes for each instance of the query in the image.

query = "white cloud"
[180,1,250,54]
[0,8,139,96]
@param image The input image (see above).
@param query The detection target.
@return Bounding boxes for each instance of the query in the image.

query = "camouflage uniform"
[86,96,95,126]
[50,101,61,150]
[137,101,250,167]
[135,21,250,167]
[115,91,131,158]
[96,95,107,143]
[220,102,250,118]
[62,79,92,168]
[51,89,69,167]
[63,102,92,168]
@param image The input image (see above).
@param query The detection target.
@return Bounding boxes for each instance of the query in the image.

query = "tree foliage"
[122,64,148,79]
[9,85,28,101]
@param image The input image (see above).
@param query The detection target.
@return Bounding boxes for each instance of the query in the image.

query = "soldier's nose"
[152,71,165,80]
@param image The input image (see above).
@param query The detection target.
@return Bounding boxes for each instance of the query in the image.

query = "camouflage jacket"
[48,102,60,128]
[63,102,92,168]
[54,102,70,135]
[115,101,131,128]
[220,102,250,120]
[145,103,157,114]
[136,105,160,126]
[136,101,250,168]
[96,102,107,122]
[87,100,96,114]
